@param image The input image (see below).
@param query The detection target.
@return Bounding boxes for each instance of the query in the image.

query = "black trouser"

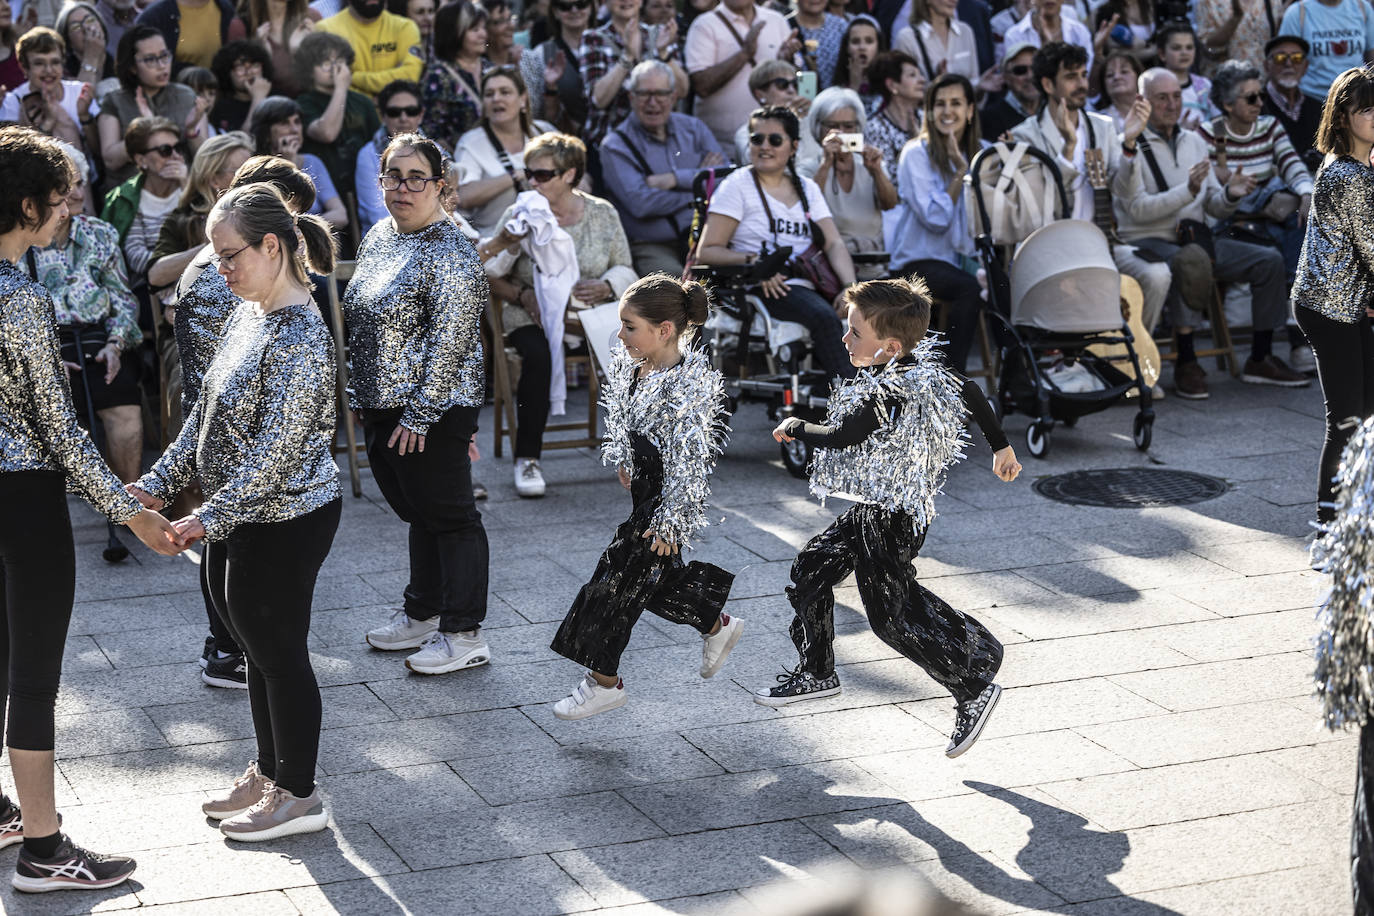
[0,472,76,752]
[1295,306,1374,523]
[365,405,489,632]
[204,499,340,799]
[1357,722,1374,915]
[898,259,980,373]
[200,553,240,656]
[788,503,1002,704]
[550,434,733,675]
[508,324,552,460]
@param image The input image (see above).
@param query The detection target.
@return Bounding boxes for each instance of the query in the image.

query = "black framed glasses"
[137,50,171,67]
[821,119,859,132]
[526,168,560,183]
[630,88,673,99]
[379,174,443,191]
[143,142,187,158]
[766,77,798,91]
[210,242,254,269]
[384,104,423,117]
[554,0,590,10]
[749,132,786,147]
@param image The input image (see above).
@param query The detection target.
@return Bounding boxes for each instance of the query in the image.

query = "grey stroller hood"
[1009,220,1122,334]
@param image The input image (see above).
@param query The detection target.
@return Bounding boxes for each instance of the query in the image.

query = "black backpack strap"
[614,126,683,237]
[1136,135,1169,193]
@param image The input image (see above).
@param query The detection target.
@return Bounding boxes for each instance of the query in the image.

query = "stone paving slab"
[5,375,1360,915]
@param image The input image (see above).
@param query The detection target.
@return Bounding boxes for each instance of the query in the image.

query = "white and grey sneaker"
[1290,343,1317,374]
[754,667,842,707]
[553,673,628,720]
[700,614,743,678]
[365,608,439,651]
[515,459,546,498]
[219,785,328,842]
[947,683,1002,758]
[404,630,490,674]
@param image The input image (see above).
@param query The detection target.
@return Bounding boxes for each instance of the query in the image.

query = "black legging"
[0,471,75,752]
[1295,305,1374,522]
[365,405,489,633]
[204,499,341,798]
[508,324,552,460]
[1357,721,1374,915]
[899,259,980,373]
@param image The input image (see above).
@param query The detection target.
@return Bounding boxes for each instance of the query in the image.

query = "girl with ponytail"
[548,273,741,720]
[129,181,344,843]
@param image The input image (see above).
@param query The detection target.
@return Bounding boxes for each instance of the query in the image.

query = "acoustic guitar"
[1082,147,1161,388]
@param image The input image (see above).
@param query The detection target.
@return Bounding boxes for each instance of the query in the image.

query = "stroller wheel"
[780,438,812,479]
[1026,422,1051,459]
[1133,414,1153,451]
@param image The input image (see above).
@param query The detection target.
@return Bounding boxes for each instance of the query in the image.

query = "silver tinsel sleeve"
[1293,157,1374,324]
[600,344,729,548]
[1313,416,1374,730]
[173,253,238,417]
[807,337,969,530]
[138,302,340,541]
[343,217,488,436]
[0,259,141,523]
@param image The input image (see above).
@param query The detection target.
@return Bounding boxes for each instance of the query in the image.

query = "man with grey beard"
[1261,35,1322,167]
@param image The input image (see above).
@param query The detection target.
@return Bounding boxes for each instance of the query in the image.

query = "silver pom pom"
[807,337,969,530]
[1314,416,1374,731]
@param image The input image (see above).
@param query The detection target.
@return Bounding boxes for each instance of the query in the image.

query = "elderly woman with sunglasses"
[519,0,589,135]
[100,115,189,292]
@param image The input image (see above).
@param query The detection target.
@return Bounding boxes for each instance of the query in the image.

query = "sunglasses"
[554,0,590,9]
[143,142,186,158]
[765,77,798,91]
[1005,64,1030,76]
[749,131,787,147]
[1270,51,1306,65]
[384,104,423,117]
[1239,91,1262,105]
[527,167,560,183]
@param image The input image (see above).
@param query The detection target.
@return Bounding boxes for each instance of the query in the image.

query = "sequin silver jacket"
[0,259,141,522]
[1294,156,1374,324]
[136,302,341,541]
[173,252,238,417]
[343,217,488,435]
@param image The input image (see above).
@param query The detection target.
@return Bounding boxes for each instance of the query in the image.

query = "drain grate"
[1033,468,1229,508]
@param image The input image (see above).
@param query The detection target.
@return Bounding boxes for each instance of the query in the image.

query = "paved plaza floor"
[3,367,1350,915]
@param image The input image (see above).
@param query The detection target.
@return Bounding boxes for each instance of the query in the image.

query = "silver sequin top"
[344,217,487,435]
[601,345,728,548]
[0,259,141,522]
[808,339,969,528]
[1294,157,1374,323]
[173,251,237,417]
[136,302,341,541]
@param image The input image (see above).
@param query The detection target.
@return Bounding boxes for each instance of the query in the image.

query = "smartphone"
[840,133,864,152]
[796,70,817,100]
[22,91,43,122]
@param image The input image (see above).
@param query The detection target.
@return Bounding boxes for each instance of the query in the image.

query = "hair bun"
[683,280,711,326]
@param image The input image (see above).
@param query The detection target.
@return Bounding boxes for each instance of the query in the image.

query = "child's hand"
[992,446,1021,482]
[617,466,632,489]
[772,420,795,443]
[643,529,678,556]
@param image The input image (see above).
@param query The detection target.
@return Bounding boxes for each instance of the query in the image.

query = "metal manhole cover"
[1033,468,1229,508]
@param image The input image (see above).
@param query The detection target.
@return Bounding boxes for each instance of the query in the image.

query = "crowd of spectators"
[2,0,1358,493]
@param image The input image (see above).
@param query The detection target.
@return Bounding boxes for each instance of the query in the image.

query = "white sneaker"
[699,614,743,678]
[1290,343,1317,374]
[515,459,546,498]
[553,673,628,720]
[365,608,439,650]
[404,630,491,674]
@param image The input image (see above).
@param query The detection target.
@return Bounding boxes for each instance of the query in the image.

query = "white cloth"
[503,190,578,415]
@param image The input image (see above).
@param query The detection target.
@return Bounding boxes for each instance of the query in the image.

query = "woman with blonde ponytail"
[128,181,344,844]
[548,273,741,721]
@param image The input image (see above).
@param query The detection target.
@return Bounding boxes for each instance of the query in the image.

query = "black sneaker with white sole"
[199,636,214,670]
[947,683,1002,758]
[12,835,136,893]
[0,797,20,850]
[202,653,248,689]
[754,668,842,707]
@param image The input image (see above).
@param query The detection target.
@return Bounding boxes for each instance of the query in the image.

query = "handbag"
[1137,137,1217,260]
[750,169,843,301]
[964,139,1058,245]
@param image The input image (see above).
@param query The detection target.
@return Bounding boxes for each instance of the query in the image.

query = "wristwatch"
[618,53,638,70]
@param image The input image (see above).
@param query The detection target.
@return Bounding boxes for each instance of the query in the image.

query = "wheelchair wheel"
[780,438,811,479]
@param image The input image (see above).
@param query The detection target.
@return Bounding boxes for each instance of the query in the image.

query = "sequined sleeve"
[193,328,337,541]
[599,347,636,474]
[5,273,141,523]
[648,350,728,548]
[400,241,488,436]
[136,392,203,505]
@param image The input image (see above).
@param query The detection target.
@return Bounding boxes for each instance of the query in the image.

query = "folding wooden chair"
[1155,282,1241,379]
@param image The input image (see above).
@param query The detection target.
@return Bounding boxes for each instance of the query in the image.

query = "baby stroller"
[968,144,1154,459]
[684,166,833,478]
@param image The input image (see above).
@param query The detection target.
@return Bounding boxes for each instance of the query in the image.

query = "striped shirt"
[1197,114,1314,198]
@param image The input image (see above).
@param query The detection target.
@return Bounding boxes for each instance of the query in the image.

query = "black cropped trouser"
[204,499,340,798]
[788,503,1002,704]
[1295,305,1374,523]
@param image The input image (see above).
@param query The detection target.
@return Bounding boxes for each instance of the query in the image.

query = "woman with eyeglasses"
[351,133,493,675]
[454,67,554,238]
[809,87,897,281]
[482,131,634,498]
[422,1,489,152]
[520,0,589,135]
[887,72,984,374]
[831,15,884,114]
[130,181,342,842]
[55,2,116,89]
[863,50,924,183]
[99,116,189,296]
[248,95,348,230]
[734,60,815,167]
[97,25,200,184]
[696,105,858,380]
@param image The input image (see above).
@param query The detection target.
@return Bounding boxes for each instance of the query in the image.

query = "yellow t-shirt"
[316,10,423,97]
[175,0,221,69]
